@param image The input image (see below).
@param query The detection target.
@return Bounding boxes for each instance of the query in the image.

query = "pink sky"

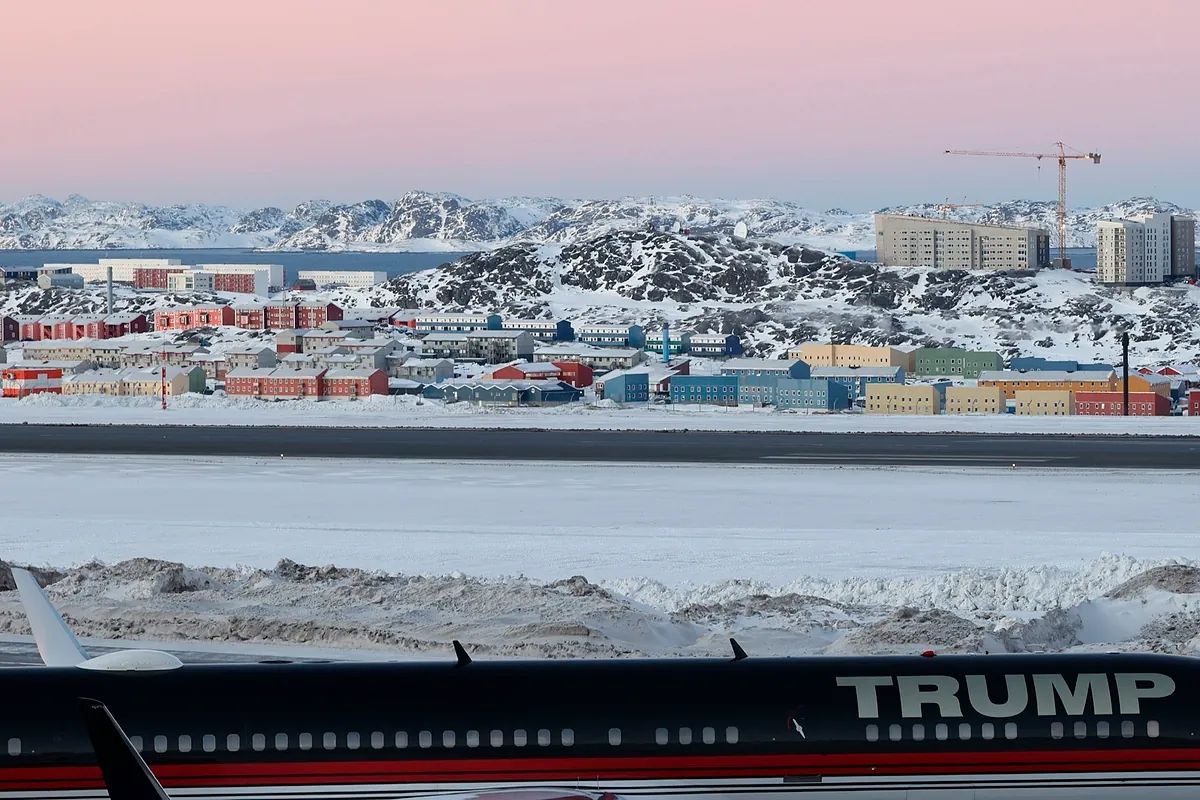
[1,0,1195,209]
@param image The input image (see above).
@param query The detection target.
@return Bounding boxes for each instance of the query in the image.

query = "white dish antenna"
[733,220,749,239]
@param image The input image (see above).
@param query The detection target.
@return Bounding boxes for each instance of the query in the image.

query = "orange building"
[978,370,1116,400]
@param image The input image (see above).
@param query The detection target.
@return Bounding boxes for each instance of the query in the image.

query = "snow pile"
[3,555,1200,658]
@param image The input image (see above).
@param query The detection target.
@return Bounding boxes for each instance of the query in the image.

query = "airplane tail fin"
[78,697,171,800]
[12,567,89,666]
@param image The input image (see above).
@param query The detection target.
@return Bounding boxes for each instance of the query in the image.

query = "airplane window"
[6,739,17,757]
[1148,721,1160,738]
[935,724,948,741]
[466,731,479,748]
[227,734,240,752]
[679,727,693,745]
[299,733,312,751]
[347,732,360,750]
[702,727,715,744]
[889,725,901,741]
[131,736,143,753]
[609,728,621,746]
[202,735,215,753]
[1074,722,1087,739]
[419,731,432,748]
[912,724,925,741]
[981,723,994,740]
[324,733,337,750]
[1005,723,1017,740]
[562,729,574,746]
[958,724,971,740]
[865,725,879,742]
[1122,721,1134,739]
[725,727,738,744]
[443,731,456,748]
[1097,722,1110,739]
[372,732,385,749]
[178,735,192,753]
[252,734,266,751]
[1051,722,1064,740]
[514,730,527,747]
[154,736,167,753]
[537,729,550,746]
[656,728,668,745]
[396,732,409,749]
[490,730,503,748]
[275,733,288,751]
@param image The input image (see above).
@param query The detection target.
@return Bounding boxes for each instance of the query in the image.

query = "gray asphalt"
[1,424,1199,468]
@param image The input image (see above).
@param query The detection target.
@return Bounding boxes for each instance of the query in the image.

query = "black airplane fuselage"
[3,652,1200,799]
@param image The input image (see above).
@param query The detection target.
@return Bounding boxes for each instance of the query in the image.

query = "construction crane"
[944,142,1101,268]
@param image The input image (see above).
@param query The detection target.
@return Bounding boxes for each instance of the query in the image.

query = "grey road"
[1,424,1199,468]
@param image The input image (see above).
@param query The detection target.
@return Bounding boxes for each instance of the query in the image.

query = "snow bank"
[2,555,1198,659]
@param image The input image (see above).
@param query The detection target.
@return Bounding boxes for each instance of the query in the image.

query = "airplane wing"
[12,567,89,666]
[78,698,170,800]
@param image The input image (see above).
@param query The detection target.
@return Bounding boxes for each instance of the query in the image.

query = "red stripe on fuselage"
[3,749,1200,791]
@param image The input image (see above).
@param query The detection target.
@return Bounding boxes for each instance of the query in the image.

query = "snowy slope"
[1,193,1194,253]
[7,226,1200,367]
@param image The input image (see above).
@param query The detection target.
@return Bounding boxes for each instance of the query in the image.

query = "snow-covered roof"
[226,366,325,379]
[722,358,800,372]
[10,360,94,369]
[440,379,571,391]
[535,344,639,358]
[979,370,1115,382]
[388,378,424,389]
[466,330,526,339]
[280,353,314,363]
[503,362,562,375]
[104,313,144,323]
[324,368,383,378]
[223,345,273,355]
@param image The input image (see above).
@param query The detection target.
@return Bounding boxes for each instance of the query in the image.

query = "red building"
[322,368,388,399]
[491,362,562,381]
[1,366,63,398]
[298,302,343,328]
[212,272,260,294]
[134,267,186,290]
[1075,391,1171,417]
[1,315,15,342]
[1190,389,1200,417]
[155,306,235,331]
[103,313,149,337]
[73,316,108,339]
[266,302,299,330]
[225,367,325,400]
[552,360,594,388]
[16,316,41,341]
[233,306,266,330]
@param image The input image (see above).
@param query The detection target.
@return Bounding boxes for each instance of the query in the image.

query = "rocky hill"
[1,193,1193,253]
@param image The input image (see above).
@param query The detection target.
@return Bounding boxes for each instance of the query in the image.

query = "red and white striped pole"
[161,343,167,411]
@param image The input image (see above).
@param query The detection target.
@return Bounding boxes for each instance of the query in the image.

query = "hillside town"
[2,259,1198,417]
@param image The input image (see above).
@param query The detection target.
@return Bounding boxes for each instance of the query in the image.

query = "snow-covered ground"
[3,455,1200,658]
[2,392,1199,434]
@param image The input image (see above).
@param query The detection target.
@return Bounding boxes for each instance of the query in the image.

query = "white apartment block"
[297,270,389,288]
[63,258,182,283]
[874,214,1050,270]
[167,271,215,292]
[195,263,285,289]
[1097,213,1196,285]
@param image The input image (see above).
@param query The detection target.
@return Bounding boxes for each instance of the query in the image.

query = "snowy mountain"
[1,193,1194,253]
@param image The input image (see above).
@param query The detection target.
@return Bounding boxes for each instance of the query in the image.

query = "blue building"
[688,333,744,357]
[670,375,739,406]
[597,370,650,403]
[810,366,905,402]
[576,324,645,349]
[644,329,691,357]
[773,378,850,410]
[720,358,810,380]
[1008,357,1115,373]
[423,379,581,406]
[500,319,574,341]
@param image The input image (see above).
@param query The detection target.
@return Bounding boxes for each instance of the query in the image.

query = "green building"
[914,347,1004,379]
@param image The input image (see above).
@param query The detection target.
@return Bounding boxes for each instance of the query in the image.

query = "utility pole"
[161,342,168,411]
[1121,331,1129,416]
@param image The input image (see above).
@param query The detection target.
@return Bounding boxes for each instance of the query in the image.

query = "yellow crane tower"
[944,143,1101,268]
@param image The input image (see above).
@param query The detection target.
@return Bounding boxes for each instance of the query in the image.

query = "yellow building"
[60,367,196,397]
[945,385,1007,415]
[1015,390,1075,416]
[865,384,943,415]
[979,370,1115,400]
[790,344,913,371]
[1116,373,1171,398]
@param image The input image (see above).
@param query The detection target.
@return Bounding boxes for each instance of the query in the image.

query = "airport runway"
[1,424,1199,468]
